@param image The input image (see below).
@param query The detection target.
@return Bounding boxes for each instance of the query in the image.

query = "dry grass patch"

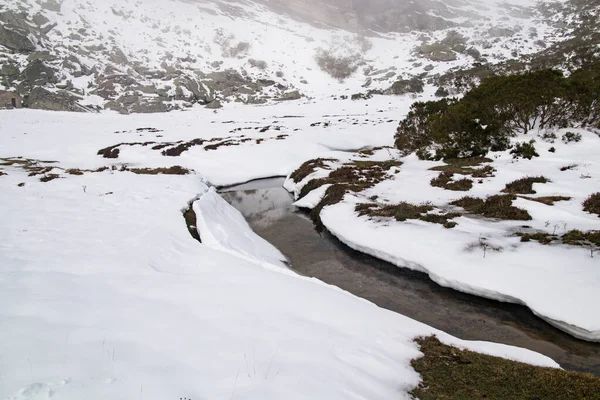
[356,202,460,228]
[411,335,600,400]
[429,157,495,178]
[519,195,571,206]
[502,176,549,194]
[290,158,338,183]
[128,166,192,175]
[39,174,60,182]
[452,194,532,220]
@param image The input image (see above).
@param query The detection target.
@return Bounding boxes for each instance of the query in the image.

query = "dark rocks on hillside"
[388,77,424,95]
[205,99,222,109]
[26,87,81,112]
[20,60,57,86]
[276,90,301,101]
[0,61,20,77]
[0,25,36,52]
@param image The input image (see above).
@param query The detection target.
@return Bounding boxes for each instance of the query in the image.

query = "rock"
[488,27,515,38]
[428,50,457,62]
[424,64,435,71]
[108,47,128,65]
[248,59,268,70]
[26,87,81,112]
[32,13,50,26]
[105,94,170,114]
[27,51,58,62]
[205,99,222,109]
[276,90,301,101]
[174,76,213,103]
[94,74,138,99]
[0,61,20,77]
[388,77,424,95]
[0,25,35,52]
[20,60,57,86]
[41,0,62,12]
[419,42,457,62]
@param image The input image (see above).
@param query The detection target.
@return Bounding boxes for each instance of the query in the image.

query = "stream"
[219,177,600,375]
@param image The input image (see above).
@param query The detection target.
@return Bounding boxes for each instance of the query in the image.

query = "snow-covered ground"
[285,128,600,342]
[0,104,562,399]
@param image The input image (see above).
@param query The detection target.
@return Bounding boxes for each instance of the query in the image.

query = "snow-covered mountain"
[1,0,594,113]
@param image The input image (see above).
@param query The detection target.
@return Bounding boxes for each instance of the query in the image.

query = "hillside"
[1,0,593,113]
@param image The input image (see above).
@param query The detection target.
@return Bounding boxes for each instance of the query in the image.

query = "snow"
[0,105,560,399]
[194,186,289,269]
[285,129,600,342]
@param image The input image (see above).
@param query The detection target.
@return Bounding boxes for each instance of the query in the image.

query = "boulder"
[27,51,58,62]
[0,25,35,52]
[26,87,81,112]
[20,60,57,86]
[0,61,20,77]
[205,99,222,109]
[276,90,301,101]
[388,77,424,95]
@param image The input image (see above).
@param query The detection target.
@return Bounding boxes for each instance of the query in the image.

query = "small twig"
[231,369,240,400]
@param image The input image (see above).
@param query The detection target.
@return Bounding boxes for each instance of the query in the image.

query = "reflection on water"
[221,178,600,375]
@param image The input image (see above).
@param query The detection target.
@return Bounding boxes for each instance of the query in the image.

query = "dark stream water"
[220,178,600,375]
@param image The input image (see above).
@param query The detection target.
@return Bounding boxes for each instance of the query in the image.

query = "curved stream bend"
[219,177,600,376]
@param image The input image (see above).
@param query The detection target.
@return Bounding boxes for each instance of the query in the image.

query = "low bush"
[562,131,582,143]
[315,49,361,81]
[502,176,549,194]
[583,192,600,217]
[510,141,539,160]
[430,172,473,191]
[452,194,532,220]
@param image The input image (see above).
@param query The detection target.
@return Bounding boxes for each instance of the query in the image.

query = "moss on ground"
[502,176,549,194]
[411,335,600,400]
[452,194,532,220]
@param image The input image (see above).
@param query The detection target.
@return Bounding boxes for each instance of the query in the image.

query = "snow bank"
[194,187,289,270]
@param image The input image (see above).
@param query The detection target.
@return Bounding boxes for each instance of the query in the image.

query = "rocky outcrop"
[387,77,424,95]
[26,87,81,112]
[0,25,35,52]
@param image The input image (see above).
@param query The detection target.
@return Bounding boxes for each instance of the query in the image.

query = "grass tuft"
[519,195,571,206]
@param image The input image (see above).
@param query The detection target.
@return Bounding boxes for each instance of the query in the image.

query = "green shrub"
[562,131,582,143]
[510,141,539,160]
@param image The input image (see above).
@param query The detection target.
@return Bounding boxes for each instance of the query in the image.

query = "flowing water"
[220,177,600,375]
